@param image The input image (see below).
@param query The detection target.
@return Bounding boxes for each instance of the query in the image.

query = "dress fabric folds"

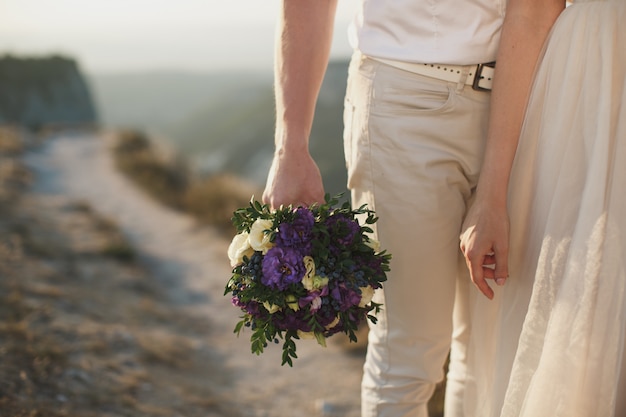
[463,1,626,416]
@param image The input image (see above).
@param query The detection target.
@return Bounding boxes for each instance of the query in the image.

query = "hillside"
[165,59,349,196]
[88,70,271,135]
[89,60,350,197]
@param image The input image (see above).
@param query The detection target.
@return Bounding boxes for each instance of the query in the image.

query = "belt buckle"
[472,61,496,92]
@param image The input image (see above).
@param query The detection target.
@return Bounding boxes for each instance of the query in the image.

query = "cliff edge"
[0,55,97,130]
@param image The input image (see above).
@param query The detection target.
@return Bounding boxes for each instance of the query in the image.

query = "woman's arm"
[262,0,338,209]
[460,0,566,299]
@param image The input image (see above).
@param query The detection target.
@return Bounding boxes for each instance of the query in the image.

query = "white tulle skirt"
[464,1,626,416]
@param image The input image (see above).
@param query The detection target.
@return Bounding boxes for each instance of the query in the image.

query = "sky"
[0,0,359,75]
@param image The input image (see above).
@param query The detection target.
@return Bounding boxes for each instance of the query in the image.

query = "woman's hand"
[460,199,510,299]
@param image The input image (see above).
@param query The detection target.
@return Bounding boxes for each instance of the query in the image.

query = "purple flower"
[331,283,362,311]
[316,306,344,333]
[275,207,315,254]
[324,310,366,336]
[275,309,312,332]
[326,213,360,249]
[232,297,263,318]
[355,255,385,288]
[298,286,329,312]
[231,295,243,308]
[244,300,262,316]
[261,246,305,290]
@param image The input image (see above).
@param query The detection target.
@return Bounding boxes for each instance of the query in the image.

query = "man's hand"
[262,147,325,209]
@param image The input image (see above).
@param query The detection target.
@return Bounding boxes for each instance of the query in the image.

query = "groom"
[262,1,506,416]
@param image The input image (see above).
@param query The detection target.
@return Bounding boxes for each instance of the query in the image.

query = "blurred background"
[0,2,450,416]
[0,0,359,196]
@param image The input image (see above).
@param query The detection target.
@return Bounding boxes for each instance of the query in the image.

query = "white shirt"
[348,0,506,65]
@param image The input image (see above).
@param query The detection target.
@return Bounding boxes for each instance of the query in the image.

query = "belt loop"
[456,66,470,93]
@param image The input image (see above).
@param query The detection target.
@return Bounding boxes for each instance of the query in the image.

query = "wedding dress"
[463,0,626,416]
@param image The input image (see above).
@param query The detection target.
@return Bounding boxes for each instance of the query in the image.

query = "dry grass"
[183,174,258,233]
[113,130,189,209]
[112,130,260,236]
[0,203,235,416]
[0,126,24,155]
[0,127,31,215]
[136,331,195,368]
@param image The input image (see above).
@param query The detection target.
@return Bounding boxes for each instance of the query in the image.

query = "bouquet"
[225,194,390,366]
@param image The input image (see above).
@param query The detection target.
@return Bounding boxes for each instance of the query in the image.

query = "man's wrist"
[274,136,310,157]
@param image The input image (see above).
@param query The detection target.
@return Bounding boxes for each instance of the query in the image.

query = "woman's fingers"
[465,250,495,300]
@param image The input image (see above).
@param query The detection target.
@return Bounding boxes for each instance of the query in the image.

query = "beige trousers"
[343,53,491,417]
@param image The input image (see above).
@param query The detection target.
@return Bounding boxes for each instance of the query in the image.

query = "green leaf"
[234,320,245,335]
[280,331,298,367]
[314,332,327,347]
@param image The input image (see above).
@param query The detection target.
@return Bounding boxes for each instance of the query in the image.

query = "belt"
[373,58,496,91]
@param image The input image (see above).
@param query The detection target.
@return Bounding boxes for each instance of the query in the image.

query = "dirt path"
[24,131,365,417]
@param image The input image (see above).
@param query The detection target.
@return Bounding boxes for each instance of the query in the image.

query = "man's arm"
[460,0,565,299]
[262,0,339,209]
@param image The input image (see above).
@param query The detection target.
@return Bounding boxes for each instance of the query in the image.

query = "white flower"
[310,296,322,311]
[301,256,330,290]
[325,316,340,330]
[227,232,254,267]
[249,219,274,253]
[297,331,328,348]
[364,236,381,253]
[303,256,316,279]
[297,330,315,339]
[359,285,375,307]
[263,301,280,314]
[301,259,315,290]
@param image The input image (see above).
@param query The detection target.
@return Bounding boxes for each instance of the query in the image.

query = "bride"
[460,0,626,416]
